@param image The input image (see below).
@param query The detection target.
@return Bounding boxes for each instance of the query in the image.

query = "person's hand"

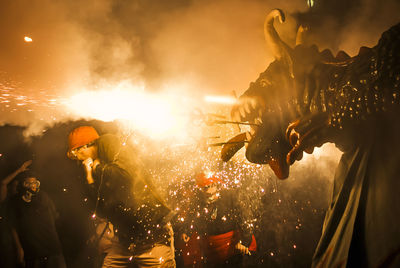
[19,160,32,173]
[16,246,25,267]
[235,242,250,255]
[82,158,94,173]
[181,233,190,243]
[92,159,100,170]
[82,158,96,184]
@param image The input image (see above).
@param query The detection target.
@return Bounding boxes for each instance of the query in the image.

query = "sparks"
[204,170,214,178]
[307,0,315,8]
[24,36,33,42]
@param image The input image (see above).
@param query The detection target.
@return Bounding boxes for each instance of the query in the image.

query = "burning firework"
[24,36,33,42]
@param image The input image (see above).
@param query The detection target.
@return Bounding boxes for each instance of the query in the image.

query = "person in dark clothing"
[8,173,66,268]
[67,126,176,267]
[179,173,256,268]
[0,160,32,268]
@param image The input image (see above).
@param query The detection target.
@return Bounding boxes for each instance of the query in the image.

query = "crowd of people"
[0,126,259,268]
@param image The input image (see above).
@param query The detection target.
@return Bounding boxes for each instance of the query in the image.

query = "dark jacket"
[8,191,63,260]
[89,134,173,247]
[184,189,253,247]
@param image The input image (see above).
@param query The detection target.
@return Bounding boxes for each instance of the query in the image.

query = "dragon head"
[223,9,328,179]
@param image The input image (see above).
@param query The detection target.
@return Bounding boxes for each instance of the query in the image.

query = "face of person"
[205,185,218,195]
[202,184,220,202]
[23,177,40,193]
[72,144,97,161]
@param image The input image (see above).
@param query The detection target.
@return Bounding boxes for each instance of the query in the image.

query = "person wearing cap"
[8,171,66,268]
[178,173,256,268]
[67,126,176,268]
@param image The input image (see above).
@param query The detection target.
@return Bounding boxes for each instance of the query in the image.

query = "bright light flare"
[24,36,33,42]
[302,146,324,160]
[204,95,236,105]
[299,143,342,165]
[64,84,192,140]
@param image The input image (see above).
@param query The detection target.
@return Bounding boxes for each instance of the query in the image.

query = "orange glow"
[204,95,236,104]
[64,82,196,140]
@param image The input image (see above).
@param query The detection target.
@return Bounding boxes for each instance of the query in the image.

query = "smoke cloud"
[1,0,399,95]
[0,0,307,132]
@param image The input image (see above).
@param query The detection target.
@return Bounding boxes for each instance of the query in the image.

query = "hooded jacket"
[89,134,173,247]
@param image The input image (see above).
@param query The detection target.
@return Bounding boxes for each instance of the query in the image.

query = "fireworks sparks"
[0,72,66,129]
[24,36,33,42]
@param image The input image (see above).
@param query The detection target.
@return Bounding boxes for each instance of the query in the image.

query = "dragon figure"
[222,9,400,267]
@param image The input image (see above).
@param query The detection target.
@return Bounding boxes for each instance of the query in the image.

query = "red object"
[205,230,237,263]
[180,232,203,267]
[179,231,257,266]
[249,234,257,252]
[196,173,222,187]
[68,126,99,151]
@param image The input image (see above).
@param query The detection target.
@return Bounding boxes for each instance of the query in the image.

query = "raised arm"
[0,160,32,203]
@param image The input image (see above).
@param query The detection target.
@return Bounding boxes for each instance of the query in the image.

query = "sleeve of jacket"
[93,162,133,203]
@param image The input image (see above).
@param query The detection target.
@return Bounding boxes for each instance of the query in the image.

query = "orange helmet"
[67,126,99,157]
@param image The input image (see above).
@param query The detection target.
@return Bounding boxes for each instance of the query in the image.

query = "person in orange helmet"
[179,172,257,268]
[67,126,176,268]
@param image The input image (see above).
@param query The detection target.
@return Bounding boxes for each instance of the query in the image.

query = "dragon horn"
[264,9,294,77]
[295,24,308,46]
